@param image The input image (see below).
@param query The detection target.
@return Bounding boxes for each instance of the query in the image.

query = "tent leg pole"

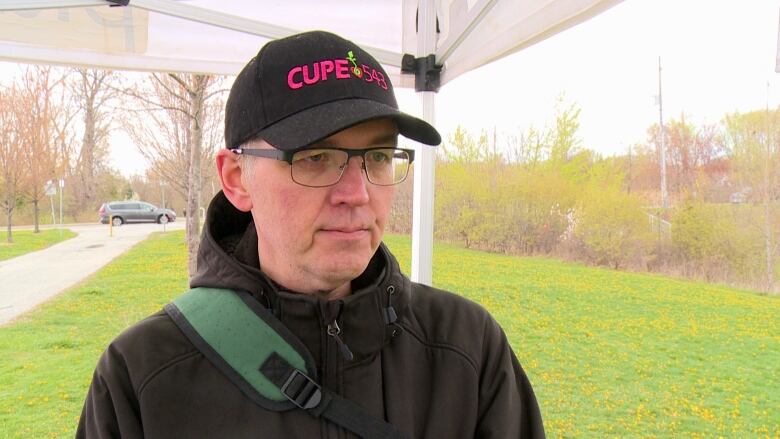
[412,92,436,285]
[411,0,437,285]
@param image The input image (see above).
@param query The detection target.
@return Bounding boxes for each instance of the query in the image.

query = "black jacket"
[77,192,545,438]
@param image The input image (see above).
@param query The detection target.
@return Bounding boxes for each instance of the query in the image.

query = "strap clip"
[280,369,322,410]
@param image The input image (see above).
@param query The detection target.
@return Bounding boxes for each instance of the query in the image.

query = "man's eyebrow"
[371,133,399,146]
[309,133,399,149]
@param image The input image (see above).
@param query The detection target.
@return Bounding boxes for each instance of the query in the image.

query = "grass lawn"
[0,231,778,437]
[0,229,77,261]
[386,235,779,438]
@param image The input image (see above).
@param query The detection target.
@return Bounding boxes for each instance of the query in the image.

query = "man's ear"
[216,149,253,212]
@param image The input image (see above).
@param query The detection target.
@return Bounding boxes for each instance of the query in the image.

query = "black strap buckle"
[280,369,322,410]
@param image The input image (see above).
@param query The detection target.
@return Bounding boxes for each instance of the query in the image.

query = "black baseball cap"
[225,31,441,150]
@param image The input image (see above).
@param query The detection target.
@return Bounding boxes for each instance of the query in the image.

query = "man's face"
[242,118,397,297]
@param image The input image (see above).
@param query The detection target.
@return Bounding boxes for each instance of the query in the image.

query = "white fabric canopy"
[0,0,623,284]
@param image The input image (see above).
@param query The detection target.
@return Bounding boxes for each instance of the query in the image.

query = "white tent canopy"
[0,0,622,284]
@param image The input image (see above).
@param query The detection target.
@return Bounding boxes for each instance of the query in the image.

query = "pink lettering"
[320,60,335,81]
[335,59,350,79]
[289,59,384,90]
[287,66,303,89]
[302,64,320,85]
[362,64,373,82]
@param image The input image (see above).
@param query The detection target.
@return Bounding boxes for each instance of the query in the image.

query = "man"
[78,31,544,438]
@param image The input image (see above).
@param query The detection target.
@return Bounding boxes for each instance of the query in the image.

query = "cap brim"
[258,99,441,150]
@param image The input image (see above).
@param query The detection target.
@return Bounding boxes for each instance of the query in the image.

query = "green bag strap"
[164,287,408,439]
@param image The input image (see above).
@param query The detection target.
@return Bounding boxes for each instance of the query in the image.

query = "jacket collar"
[190,191,411,365]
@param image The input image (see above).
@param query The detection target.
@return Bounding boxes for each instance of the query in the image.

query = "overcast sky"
[2,0,778,176]
[425,0,780,157]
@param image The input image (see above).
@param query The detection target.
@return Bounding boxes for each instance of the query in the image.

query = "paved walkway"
[0,222,184,326]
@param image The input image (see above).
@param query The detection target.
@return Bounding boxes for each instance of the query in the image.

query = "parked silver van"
[99,201,176,226]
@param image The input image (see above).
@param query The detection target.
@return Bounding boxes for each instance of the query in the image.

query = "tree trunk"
[33,198,40,233]
[186,75,206,278]
[5,206,12,243]
[79,105,96,211]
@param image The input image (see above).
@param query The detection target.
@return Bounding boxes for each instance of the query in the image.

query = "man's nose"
[330,156,370,204]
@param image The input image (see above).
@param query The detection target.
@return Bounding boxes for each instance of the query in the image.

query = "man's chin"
[314,255,371,283]
[315,230,374,251]
[308,238,378,284]
[315,232,376,256]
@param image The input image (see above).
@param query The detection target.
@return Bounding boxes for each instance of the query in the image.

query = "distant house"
[729,187,752,204]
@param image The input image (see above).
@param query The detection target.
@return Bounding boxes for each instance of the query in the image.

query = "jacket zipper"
[327,319,354,361]
[321,301,353,439]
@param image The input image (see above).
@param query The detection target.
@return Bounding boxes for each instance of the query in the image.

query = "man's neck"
[324,282,351,300]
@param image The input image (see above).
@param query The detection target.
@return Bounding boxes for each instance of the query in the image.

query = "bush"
[671,202,764,283]
[573,185,653,269]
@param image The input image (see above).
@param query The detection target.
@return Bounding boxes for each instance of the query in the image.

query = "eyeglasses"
[231,146,415,188]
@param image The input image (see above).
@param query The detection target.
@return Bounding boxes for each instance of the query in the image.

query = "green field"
[0,231,778,438]
[0,229,76,261]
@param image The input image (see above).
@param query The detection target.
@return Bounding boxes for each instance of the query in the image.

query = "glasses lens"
[291,149,348,187]
[290,148,411,187]
[365,149,410,186]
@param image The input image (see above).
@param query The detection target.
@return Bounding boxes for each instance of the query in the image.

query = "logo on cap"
[287,50,388,91]
[346,51,363,78]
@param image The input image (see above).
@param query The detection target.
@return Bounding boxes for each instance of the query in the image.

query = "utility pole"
[658,56,668,210]
[764,81,774,293]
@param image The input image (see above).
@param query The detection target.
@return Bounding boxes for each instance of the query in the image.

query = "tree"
[505,125,550,166]
[549,97,582,164]
[18,66,71,232]
[124,73,226,276]
[435,100,588,255]
[646,114,724,199]
[574,160,653,269]
[0,86,25,242]
[724,109,780,293]
[435,127,505,250]
[69,68,118,213]
[438,125,501,164]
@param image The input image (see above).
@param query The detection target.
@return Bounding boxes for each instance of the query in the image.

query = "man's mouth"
[319,226,370,238]
[325,227,367,233]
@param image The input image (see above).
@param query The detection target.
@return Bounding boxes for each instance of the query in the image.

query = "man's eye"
[295,150,332,163]
[368,151,392,163]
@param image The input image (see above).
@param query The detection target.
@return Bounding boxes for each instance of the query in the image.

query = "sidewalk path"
[0,222,184,326]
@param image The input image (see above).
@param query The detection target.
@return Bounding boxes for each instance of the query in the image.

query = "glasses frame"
[231,146,416,188]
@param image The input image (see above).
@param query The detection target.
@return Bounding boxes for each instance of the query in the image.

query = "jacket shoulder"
[402,283,505,372]
[101,310,199,394]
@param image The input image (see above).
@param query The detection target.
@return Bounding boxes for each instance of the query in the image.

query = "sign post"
[44,180,56,226]
[58,179,64,237]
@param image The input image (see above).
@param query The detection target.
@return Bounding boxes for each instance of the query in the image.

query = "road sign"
[44,180,56,196]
